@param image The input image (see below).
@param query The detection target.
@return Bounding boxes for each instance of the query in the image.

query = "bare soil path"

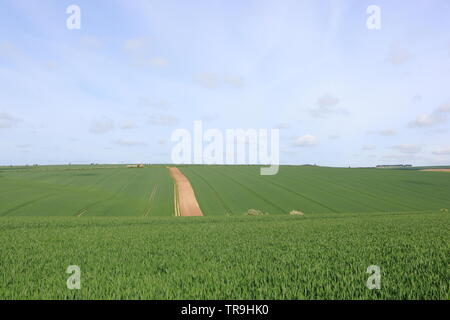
[420,169,450,172]
[168,167,203,216]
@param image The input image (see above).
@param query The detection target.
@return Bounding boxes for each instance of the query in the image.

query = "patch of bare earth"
[168,167,203,217]
[420,169,450,172]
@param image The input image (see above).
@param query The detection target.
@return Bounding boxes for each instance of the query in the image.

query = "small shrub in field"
[289,210,304,216]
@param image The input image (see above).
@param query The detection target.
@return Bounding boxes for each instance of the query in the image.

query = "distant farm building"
[127,164,145,168]
[376,164,412,168]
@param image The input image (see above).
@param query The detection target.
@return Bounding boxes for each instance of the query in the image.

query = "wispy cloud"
[0,41,20,60]
[379,129,397,136]
[412,94,422,102]
[138,97,170,109]
[120,121,137,130]
[310,94,348,118]
[80,36,102,49]
[194,73,220,89]
[16,144,30,148]
[274,122,290,129]
[386,46,412,65]
[367,129,397,136]
[45,62,58,70]
[135,57,169,68]
[148,114,179,126]
[90,118,115,134]
[194,73,244,89]
[432,148,450,155]
[380,153,418,162]
[201,113,220,122]
[362,144,376,150]
[223,75,244,88]
[293,134,318,147]
[123,38,147,52]
[123,38,168,68]
[391,144,422,154]
[113,139,147,147]
[408,102,450,128]
[149,57,169,67]
[0,112,20,129]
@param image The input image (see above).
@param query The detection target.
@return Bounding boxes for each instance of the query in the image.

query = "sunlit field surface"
[0,212,448,299]
[0,165,449,299]
[1,165,449,216]
[0,165,173,217]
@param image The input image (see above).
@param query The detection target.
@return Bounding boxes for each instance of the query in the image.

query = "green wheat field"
[0,165,449,299]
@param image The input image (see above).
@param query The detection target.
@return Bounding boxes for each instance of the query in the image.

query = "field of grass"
[183,165,450,215]
[0,164,449,299]
[0,165,173,217]
[1,165,449,217]
[0,211,448,299]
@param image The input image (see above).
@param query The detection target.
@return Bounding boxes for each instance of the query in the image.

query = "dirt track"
[168,167,203,217]
[420,169,450,172]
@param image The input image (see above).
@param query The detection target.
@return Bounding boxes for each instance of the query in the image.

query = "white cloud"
[149,57,169,67]
[391,144,422,154]
[148,114,179,126]
[124,38,147,52]
[45,62,58,70]
[380,153,418,162]
[138,97,170,109]
[379,129,397,136]
[386,46,412,65]
[437,103,450,113]
[201,113,220,122]
[0,41,20,59]
[131,57,170,68]
[90,119,115,134]
[293,134,318,147]
[120,121,137,130]
[409,102,450,128]
[412,95,422,102]
[16,144,30,148]
[123,37,168,68]
[80,36,102,49]
[194,73,244,89]
[367,129,397,136]
[0,112,20,129]
[123,39,168,69]
[113,139,147,147]
[310,94,348,118]
[432,148,450,155]
[224,75,244,88]
[409,114,439,127]
[328,134,340,140]
[317,94,339,107]
[194,73,220,89]
[362,144,376,150]
[275,122,290,129]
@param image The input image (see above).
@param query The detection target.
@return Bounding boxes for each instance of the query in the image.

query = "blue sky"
[1,0,449,166]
